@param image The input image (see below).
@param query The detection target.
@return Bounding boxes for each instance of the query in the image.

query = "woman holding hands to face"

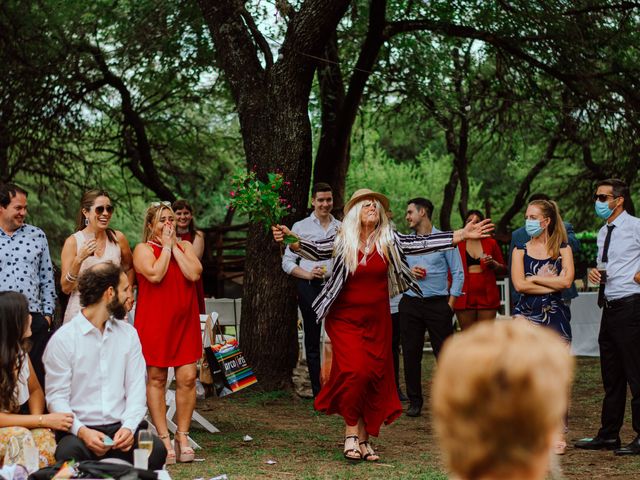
[133,203,202,465]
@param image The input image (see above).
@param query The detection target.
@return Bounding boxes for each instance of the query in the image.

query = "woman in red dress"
[133,203,202,464]
[273,189,494,462]
[172,199,206,314]
[454,210,507,329]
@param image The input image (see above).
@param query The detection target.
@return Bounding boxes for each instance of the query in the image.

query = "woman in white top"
[0,292,74,468]
[61,190,135,323]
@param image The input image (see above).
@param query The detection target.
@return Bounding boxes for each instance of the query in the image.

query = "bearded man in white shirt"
[44,262,167,469]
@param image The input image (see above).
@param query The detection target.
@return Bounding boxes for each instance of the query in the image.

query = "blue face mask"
[525,219,544,238]
[595,201,614,220]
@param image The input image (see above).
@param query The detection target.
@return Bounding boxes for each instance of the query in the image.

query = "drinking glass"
[137,429,153,458]
[320,265,328,285]
[597,261,608,284]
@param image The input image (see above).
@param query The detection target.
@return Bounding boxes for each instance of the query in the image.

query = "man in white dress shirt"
[44,262,166,468]
[282,182,341,397]
[575,179,640,455]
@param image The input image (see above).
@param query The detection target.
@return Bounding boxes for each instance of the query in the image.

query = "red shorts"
[456,272,500,310]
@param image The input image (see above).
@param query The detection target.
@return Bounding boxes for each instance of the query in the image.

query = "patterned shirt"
[0,224,56,315]
[282,212,341,275]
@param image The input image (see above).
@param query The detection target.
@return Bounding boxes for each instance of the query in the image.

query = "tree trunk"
[456,117,470,224]
[440,163,459,231]
[313,0,387,209]
[197,0,351,389]
[313,31,347,205]
[238,87,313,390]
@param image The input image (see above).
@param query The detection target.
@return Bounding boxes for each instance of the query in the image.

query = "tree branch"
[239,6,273,68]
[80,44,176,201]
[385,19,583,94]
[564,2,640,15]
[196,0,266,103]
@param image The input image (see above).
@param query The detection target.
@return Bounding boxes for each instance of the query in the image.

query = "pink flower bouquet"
[229,170,298,244]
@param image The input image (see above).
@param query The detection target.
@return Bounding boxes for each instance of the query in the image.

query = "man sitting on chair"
[44,262,166,469]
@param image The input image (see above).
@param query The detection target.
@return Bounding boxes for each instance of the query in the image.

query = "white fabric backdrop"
[570,292,601,357]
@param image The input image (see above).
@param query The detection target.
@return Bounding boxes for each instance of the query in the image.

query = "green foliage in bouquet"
[229,170,298,244]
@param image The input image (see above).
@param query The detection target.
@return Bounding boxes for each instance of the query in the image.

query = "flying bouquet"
[229,170,299,244]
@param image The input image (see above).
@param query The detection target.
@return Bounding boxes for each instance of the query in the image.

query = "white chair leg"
[191,411,220,433]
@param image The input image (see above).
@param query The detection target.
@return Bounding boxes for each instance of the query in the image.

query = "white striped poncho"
[296,230,455,322]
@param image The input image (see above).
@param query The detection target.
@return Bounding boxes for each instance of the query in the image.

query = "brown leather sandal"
[343,435,362,461]
[359,440,379,461]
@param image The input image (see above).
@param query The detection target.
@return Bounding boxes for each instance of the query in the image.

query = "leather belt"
[604,293,640,309]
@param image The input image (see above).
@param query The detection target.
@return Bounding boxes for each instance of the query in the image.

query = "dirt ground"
[168,356,640,479]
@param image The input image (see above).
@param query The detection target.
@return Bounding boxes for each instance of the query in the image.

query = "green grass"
[163,355,639,479]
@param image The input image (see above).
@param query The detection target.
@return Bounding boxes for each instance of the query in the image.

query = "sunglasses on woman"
[593,194,617,202]
[94,205,114,215]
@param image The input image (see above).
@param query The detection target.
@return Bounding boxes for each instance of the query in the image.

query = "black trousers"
[29,312,51,389]
[55,422,167,470]
[399,295,454,408]
[297,278,324,397]
[391,312,401,390]
[597,294,640,438]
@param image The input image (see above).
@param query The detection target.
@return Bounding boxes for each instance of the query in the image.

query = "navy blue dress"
[512,244,572,342]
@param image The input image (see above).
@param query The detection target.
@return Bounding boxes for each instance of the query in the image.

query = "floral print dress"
[0,356,56,468]
[512,244,572,343]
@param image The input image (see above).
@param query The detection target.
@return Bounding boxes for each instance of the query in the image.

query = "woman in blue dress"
[511,199,575,454]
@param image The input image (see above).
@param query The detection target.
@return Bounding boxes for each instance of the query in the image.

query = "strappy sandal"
[174,430,195,463]
[343,435,362,461]
[158,433,176,465]
[359,440,380,461]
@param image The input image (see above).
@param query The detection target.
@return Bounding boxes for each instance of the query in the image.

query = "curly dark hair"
[0,292,31,413]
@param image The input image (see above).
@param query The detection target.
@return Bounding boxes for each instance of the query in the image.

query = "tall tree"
[196,0,351,389]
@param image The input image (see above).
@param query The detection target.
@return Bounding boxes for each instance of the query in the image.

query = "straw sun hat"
[343,188,390,215]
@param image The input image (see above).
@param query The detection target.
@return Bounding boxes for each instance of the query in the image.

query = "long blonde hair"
[335,199,394,273]
[142,204,174,243]
[529,200,567,259]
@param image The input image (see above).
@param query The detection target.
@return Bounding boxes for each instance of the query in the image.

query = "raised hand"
[78,239,96,260]
[463,218,494,240]
[161,224,175,248]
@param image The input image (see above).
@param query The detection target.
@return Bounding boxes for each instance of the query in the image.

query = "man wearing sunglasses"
[576,178,640,455]
[0,183,56,389]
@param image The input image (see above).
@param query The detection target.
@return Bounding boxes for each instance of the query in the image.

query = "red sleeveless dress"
[314,249,402,436]
[176,231,206,314]
[134,242,202,367]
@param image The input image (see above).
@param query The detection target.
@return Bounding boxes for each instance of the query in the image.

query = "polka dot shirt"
[0,224,56,315]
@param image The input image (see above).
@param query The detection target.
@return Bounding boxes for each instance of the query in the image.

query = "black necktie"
[597,224,615,308]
